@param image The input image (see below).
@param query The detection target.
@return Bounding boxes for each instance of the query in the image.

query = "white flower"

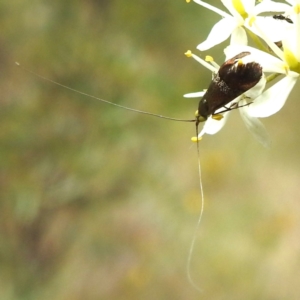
[225,3,300,119]
[190,0,291,50]
[184,0,300,144]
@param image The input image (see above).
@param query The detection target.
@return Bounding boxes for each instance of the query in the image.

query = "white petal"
[295,12,300,61]
[241,0,256,14]
[248,75,298,117]
[252,16,293,42]
[251,20,285,60]
[282,26,299,60]
[198,112,229,136]
[221,0,243,19]
[239,100,271,148]
[184,91,205,98]
[197,17,237,51]
[230,26,247,46]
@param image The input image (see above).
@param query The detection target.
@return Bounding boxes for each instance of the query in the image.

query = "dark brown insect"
[196,52,262,126]
[273,14,293,24]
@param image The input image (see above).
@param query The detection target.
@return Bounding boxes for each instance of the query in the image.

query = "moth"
[195,52,262,129]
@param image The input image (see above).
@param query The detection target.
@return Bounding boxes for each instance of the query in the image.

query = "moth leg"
[213,101,252,115]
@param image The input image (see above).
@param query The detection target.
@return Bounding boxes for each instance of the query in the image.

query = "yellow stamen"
[248,16,256,27]
[186,0,191,3]
[205,55,214,62]
[191,136,202,142]
[212,114,223,121]
[185,50,192,57]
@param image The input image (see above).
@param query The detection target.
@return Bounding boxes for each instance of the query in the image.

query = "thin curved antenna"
[187,122,205,293]
[15,62,195,123]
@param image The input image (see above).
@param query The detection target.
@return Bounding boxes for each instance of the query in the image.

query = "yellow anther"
[191,136,202,142]
[248,16,256,27]
[205,55,214,62]
[212,114,223,121]
[237,59,243,66]
[186,0,191,3]
[294,4,300,14]
[185,50,192,57]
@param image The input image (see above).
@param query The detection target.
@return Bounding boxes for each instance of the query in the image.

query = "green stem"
[244,27,271,54]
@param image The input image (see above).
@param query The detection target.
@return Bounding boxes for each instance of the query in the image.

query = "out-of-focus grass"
[1,1,300,299]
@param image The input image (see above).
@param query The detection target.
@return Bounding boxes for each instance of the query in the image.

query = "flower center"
[232,0,248,19]
[283,46,300,74]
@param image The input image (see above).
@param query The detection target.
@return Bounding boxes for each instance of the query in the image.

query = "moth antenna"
[15,62,195,123]
[186,120,205,292]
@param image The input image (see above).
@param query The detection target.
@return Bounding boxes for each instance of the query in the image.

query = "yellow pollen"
[212,114,223,121]
[186,0,191,3]
[294,4,300,14]
[185,50,192,57]
[191,136,202,142]
[237,59,243,66]
[205,55,214,62]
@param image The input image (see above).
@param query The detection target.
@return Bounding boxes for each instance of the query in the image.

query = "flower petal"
[239,100,271,148]
[198,112,229,136]
[184,91,206,98]
[197,17,238,51]
[252,16,293,42]
[224,45,286,73]
[221,0,244,19]
[230,26,248,46]
[296,12,300,62]
[248,75,298,117]
[241,0,256,14]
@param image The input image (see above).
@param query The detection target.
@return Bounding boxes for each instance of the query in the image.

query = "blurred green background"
[2,0,300,299]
